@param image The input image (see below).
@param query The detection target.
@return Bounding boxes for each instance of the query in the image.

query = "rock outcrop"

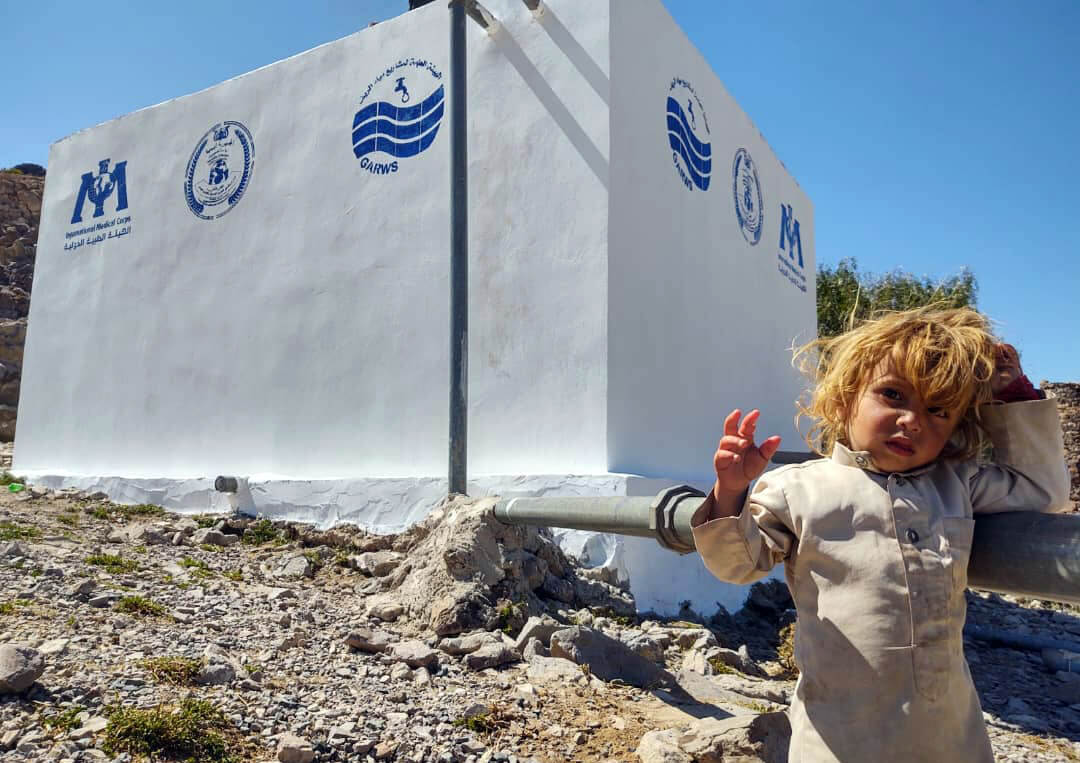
[0,171,43,441]
[1043,381,1080,507]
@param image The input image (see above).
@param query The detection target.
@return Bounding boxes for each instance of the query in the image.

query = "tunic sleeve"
[690,473,797,584]
[969,397,1071,514]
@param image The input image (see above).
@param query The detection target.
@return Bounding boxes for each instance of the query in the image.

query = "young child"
[691,306,1070,762]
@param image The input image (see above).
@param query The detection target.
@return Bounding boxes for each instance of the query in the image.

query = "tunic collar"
[830,442,938,477]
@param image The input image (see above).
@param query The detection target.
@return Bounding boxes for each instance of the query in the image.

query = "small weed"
[497,600,525,635]
[114,596,167,618]
[132,544,147,554]
[0,601,17,615]
[332,550,351,567]
[90,506,111,520]
[179,556,210,571]
[223,568,243,582]
[242,661,261,675]
[0,471,24,486]
[0,521,39,541]
[301,550,323,569]
[66,615,76,627]
[590,606,637,627]
[777,622,799,678]
[29,567,43,577]
[452,712,504,734]
[199,543,222,554]
[90,503,165,521]
[42,705,85,734]
[140,656,201,685]
[57,512,80,527]
[242,519,281,546]
[102,697,246,762]
[86,553,139,575]
[707,656,738,675]
[579,663,592,676]
[194,514,218,529]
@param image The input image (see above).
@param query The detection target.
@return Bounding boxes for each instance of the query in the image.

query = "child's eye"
[927,407,950,419]
[880,388,902,401]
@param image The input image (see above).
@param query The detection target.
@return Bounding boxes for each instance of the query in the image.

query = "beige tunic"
[692,398,1071,762]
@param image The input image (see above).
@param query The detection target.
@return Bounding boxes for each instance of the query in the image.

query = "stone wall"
[0,172,42,441]
[1042,381,1080,508]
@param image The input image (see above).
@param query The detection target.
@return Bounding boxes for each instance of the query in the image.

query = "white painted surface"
[16,1,808,616]
[608,1,816,483]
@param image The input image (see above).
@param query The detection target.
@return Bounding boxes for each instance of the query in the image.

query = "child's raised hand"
[712,409,782,499]
[991,343,1023,395]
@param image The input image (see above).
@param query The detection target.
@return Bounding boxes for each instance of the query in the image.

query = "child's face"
[846,361,961,472]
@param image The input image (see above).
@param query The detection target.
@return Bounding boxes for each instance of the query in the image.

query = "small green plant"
[90,506,111,520]
[777,622,799,677]
[101,697,245,761]
[0,521,38,541]
[57,512,81,527]
[579,663,592,677]
[85,553,139,575]
[140,656,201,685]
[452,712,502,734]
[242,519,280,546]
[114,596,167,618]
[194,514,218,529]
[223,568,243,582]
[497,600,525,635]
[0,471,24,486]
[66,615,76,627]
[242,661,261,675]
[199,543,222,554]
[132,544,147,554]
[0,601,16,615]
[29,567,43,577]
[302,549,323,570]
[90,503,165,521]
[179,556,210,571]
[707,656,737,675]
[42,705,85,734]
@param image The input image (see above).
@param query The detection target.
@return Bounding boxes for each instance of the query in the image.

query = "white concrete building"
[16,1,814,614]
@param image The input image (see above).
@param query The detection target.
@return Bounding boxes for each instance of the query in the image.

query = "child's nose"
[898,409,921,432]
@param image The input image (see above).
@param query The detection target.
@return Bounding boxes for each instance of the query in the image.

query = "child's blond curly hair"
[795,305,998,459]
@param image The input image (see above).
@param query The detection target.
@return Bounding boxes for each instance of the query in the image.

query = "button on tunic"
[692,398,1071,762]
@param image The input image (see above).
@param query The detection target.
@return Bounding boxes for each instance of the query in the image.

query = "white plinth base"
[24,471,768,616]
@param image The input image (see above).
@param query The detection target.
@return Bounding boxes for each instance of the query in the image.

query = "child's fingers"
[738,409,760,439]
[714,448,740,471]
[723,409,742,437]
[719,435,750,453]
[758,435,782,462]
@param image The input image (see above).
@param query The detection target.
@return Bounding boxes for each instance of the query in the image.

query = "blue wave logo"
[666,78,711,193]
[352,84,444,161]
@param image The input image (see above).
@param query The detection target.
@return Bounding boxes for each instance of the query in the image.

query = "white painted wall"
[16,0,611,480]
[16,1,810,616]
[608,1,816,484]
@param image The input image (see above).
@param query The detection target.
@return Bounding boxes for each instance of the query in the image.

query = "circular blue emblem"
[352,57,444,176]
[185,121,255,220]
[732,148,763,245]
[666,77,711,192]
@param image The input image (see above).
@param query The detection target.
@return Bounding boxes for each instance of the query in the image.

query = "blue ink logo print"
[353,58,444,176]
[184,121,255,220]
[64,158,134,253]
[776,203,807,293]
[666,78,711,192]
[71,159,128,224]
[732,148,763,245]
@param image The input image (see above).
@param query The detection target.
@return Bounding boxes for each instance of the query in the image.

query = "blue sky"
[2,1,1077,382]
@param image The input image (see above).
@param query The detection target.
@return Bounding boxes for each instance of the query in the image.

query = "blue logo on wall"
[353,57,444,176]
[666,77,711,192]
[732,148,763,245]
[776,203,807,293]
[184,121,255,220]
[71,159,128,224]
[64,158,134,252]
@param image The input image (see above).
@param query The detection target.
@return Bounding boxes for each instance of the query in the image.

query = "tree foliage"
[817,258,978,339]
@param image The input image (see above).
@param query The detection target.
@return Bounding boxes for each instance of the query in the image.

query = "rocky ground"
[0,462,1077,762]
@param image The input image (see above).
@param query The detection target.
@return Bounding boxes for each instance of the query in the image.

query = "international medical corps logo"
[732,148,763,245]
[666,78,711,192]
[64,158,133,253]
[184,121,255,220]
[352,57,444,176]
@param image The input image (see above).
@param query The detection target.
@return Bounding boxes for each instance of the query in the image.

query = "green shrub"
[242,519,281,545]
[101,697,242,761]
[0,521,38,541]
[114,596,167,618]
[777,622,798,677]
[139,656,201,685]
[85,553,139,575]
[42,706,85,733]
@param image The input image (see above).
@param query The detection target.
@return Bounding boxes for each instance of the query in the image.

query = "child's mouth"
[886,440,915,456]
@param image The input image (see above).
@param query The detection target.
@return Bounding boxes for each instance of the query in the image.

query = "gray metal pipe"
[494,489,1080,605]
[448,0,469,496]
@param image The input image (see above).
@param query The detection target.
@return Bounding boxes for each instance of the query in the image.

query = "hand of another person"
[991,342,1023,396]
[712,409,782,500]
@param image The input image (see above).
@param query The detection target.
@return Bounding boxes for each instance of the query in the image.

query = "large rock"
[277,732,315,763]
[550,626,671,689]
[636,712,791,763]
[191,528,240,547]
[0,644,44,693]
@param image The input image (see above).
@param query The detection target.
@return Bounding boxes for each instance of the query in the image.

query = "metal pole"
[449,0,468,496]
[494,491,1080,605]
